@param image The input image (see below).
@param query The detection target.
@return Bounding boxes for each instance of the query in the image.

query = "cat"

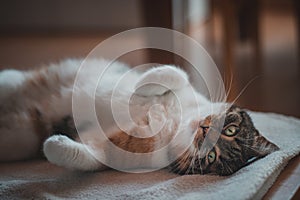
[0,58,279,175]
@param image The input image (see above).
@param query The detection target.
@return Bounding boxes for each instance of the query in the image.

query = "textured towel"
[0,111,300,200]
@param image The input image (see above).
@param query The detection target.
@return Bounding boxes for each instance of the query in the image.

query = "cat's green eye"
[208,151,216,164]
[224,125,238,136]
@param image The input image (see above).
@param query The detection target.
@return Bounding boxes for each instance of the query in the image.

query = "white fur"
[134,65,189,96]
[0,69,26,101]
[0,58,226,171]
[43,135,105,171]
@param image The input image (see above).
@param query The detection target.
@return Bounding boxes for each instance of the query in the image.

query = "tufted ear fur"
[246,132,279,160]
[229,105,280,160]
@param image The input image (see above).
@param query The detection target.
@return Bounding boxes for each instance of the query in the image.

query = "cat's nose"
[200,125,209,137]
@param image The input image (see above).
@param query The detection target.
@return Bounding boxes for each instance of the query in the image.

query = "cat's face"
[170,106,279,176]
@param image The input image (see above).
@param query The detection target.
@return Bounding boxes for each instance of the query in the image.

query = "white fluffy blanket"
[0,112,300,200]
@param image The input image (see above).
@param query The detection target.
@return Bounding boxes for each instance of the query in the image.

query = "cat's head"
[169,105,279,176]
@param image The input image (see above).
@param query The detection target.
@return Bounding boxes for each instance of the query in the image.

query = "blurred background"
[0,0,299,117]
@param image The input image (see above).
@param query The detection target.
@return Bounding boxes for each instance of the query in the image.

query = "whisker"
[197,152,203,174]
[186,152,196,174]
[172,152,191,174]
[225,70,234,101]
[220,74,228,102]
[191,148,199,174]
[237,138,255,142]
[212,74,226,103]
[224,161,233,174]
[186,157,194,175]
[242,144,264,153]
[230,76,260,105]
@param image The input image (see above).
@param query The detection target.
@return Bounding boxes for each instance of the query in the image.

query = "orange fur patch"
[109,131,155,153]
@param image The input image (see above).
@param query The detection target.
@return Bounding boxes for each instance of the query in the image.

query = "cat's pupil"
[208,151,216,164]
[224,125,238,136]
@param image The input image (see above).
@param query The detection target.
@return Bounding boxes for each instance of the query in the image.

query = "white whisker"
[225,71,234,101]
[230,76,260,105]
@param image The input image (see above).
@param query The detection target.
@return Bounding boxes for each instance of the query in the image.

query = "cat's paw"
[43,135,75,167]
[43,135,103,171]
[134,83,169,97]
[134,65,189,96]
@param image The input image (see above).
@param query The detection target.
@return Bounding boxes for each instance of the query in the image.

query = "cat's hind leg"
[43,135,106,171]
[134,65,189,97]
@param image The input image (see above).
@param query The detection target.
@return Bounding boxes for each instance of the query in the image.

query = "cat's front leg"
[134,65,189,96]
[43,135,106,171]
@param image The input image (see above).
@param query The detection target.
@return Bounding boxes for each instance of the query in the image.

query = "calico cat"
[0,58,279,175]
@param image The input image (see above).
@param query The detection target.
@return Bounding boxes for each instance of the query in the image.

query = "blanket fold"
[1,112,300,200]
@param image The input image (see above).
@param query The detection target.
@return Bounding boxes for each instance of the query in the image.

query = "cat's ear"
[247,132,279,159]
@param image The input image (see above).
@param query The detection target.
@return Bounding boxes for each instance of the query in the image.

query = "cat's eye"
[207,151,216,164]
[224,125,238,136]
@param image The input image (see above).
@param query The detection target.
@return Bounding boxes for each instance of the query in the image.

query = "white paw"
[134,65,189,96]
[135,84,169,96]
[43,135,74,167]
